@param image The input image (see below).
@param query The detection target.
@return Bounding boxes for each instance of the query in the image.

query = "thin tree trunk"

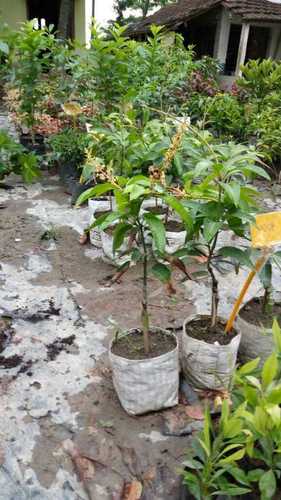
[142,0,150,18]
[58,0,73,39]
[140,223,150,354]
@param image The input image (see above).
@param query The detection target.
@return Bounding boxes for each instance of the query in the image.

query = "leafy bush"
[205,93,246,139]
[47,128,90,167]
[0,131,40,182]
[182,320,281,499]
[237,59,281,101]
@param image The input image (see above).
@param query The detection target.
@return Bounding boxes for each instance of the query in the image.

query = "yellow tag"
[251,212,281,248]
[62,102,82,116]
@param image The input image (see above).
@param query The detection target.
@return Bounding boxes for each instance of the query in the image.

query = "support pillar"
[75,0,93,46]
[235,23,250,76]
[267,26,281,59]
[213,9,231,73]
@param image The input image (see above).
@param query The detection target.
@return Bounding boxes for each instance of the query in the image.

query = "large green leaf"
[113,223,132,253]
[151,263,171,283]
[262,353,278,389]
[0,40,9,55]
[244,164,270,180]
[75,183,115,206]
[203,221,221,242]
[143,213,166,253]
[259,470,276,499]
[222,182,241,207]
[218,247,252,268]
[164,195,192,229]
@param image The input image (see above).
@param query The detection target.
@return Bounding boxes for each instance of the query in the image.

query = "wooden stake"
[225,249,269,333]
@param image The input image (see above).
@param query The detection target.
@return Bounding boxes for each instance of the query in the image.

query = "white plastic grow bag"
[237,312,274,365]
[109,328,179,415]
[182,314,241,390]
[88,198,115,247]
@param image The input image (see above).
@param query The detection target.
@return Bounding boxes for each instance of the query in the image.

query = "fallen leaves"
[122,480,142,500]
[185,404,204,420]
[79,232,89,245]
[63,439,96,482]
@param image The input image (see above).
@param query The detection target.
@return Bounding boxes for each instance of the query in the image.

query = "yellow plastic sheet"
[251,212,281,248]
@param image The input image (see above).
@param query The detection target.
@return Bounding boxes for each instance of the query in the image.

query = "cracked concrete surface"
[1,173,281,500]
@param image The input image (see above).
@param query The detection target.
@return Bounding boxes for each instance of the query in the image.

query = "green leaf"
[245,376,262,390]
[203,221,221,242]
[128,184,148,200]
[218,247,252,268]
[259,261,272,289]
[259,470,276,499]
[223,418,243,439]
[227,466,250,486]
[215,486,251,496]
[272,319,281,352]
[238,357,261,375]
[89,211,119,231]
[182,458,203,470]
[267,385,281,404]
[222,182,241,207]
[113,223,132,253]
[262,353,278,389]
[244,164,271,180]
[76,183,115,206]
[218,448,245,465]
[193,159,212,177]
[0,40,9,55]
[144,213,166,253]
[248,468,264,482]
[151,263,171,283]
[164,195,192,229]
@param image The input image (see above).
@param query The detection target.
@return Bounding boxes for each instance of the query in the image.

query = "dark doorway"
[179,10,219,58]
[27,0,61,30]
[26,0,74,37]
[225,24,242,75]
[245,26,270,62]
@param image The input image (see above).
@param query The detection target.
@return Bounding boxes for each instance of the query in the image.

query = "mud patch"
[46,335,77,361]
[0,354,22,369]
[0,317,14,353]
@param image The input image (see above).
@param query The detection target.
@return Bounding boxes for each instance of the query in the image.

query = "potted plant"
[181,320,281,500]
[179,136,269,390]
[76,170,192,415]
[8,22,56,151]
[237,248,281,364]
[0,130,40,185]
[47,128,91,202]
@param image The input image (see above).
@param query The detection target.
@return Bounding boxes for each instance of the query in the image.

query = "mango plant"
[76,172,192,354]
[180,132,269,329]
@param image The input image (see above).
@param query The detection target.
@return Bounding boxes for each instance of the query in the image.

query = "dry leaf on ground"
[122,479,142,500]
[185,404,204,420]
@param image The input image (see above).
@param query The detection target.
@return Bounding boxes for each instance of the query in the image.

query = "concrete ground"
[0,165,280,499]
[0,173,199,500]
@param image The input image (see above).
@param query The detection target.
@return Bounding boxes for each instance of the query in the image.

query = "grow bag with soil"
[182,314,241,390]
[88,198,115,248]
[110,328,179,415]
[237,297,281,364]
[20,133,46,155]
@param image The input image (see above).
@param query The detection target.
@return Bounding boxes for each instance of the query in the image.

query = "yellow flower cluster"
[162,122,187,172]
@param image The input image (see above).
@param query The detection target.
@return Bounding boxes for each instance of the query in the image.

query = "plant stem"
[262,286,273,315]
[208,261,219,329]
[139,221,150,354]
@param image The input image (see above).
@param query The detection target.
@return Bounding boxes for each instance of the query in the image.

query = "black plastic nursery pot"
[20,133,46,155]
[237,297,281,364]
[109,327,179,415]
[182,314,241,391]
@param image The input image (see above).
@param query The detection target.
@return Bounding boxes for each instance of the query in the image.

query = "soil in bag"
[185,317,237,345]
[111,329,177,360]
[239,297,281,328]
